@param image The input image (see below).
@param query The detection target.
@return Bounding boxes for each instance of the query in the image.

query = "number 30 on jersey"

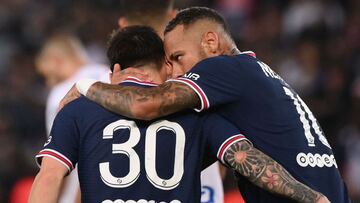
[99,119,185,190]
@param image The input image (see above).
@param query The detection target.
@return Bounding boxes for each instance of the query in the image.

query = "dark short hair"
[164,7,231,35]
[120,0,174,20]
[107,26,164,72]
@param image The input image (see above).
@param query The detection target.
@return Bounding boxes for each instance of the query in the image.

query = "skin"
[28,142,324,203]
[45,4,177,203]
[226,141,324,203]
[28,157,68,203]
[59,21,330,203]
[30,63,169,203]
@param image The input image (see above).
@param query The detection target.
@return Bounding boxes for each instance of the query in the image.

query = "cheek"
[171,66,184,78]
[162,67,171,81]
[183,56,199,72]
[166,64,173,76]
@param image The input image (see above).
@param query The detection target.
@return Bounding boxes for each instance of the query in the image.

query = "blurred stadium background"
[0,0,359,202]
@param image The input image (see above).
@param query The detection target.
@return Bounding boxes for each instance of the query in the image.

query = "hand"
[110,63,149,84]
[58,84,81,111]
[315,194,330,203]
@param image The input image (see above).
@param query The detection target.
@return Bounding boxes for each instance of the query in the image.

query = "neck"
[221,46,241,56]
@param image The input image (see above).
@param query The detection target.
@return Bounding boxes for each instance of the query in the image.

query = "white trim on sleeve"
[36,149,74,173]
[167,78,210,112]
[217,134,252,165]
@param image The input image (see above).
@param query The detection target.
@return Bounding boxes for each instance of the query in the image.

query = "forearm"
[86,81,199,120]
[224,141,323,203]
[28,172,63,203]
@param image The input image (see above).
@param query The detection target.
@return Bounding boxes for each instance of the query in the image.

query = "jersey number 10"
[283,86,331,149]
[259,61,331,149]
[99,119,185,190]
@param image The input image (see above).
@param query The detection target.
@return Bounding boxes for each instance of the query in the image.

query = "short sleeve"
[35,106,79,173]
[202,113,252,165]
[167,53,257,112]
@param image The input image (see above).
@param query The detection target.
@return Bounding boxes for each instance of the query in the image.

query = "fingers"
[113,64,121,73]
[123,67,149,81]
[110,63,150,83]
[316,194,331,203]
[58,85,81,111]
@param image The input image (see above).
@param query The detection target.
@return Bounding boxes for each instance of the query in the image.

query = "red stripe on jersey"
[38,150,74,170]
[217,135,247,163]
[176,78,209,110]
[122,77,159,86]
[241,51,256,58]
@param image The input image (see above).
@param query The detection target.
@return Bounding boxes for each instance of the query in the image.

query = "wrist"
[76,79,98,96]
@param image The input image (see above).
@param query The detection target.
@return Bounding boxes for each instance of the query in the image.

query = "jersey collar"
[120,76,159,87]
[240,51,256,58]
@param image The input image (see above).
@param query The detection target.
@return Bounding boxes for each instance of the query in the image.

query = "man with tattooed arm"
[62,7,350,203]
[30,26,328,203]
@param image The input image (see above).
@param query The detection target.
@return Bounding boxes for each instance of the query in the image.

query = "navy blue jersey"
[36,77,247,203]
[169,53,351,203]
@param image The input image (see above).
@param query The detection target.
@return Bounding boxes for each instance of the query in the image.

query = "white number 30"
[99,119,185,190]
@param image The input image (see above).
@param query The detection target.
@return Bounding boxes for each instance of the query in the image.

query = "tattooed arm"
[84,81,199,120]
[223,141,329,203]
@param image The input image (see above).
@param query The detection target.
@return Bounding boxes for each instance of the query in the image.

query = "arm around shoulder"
[85,81,200,120]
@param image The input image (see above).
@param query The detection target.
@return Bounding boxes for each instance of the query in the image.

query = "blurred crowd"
[0,0,359,202]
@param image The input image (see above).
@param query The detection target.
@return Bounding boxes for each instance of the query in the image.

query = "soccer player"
[96,0,227,201]
[30,26,326,203]
[35,33,108,203]
[65,7,349,203]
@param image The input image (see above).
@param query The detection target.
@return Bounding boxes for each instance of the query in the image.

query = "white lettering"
[296,152,308,167]
[184,73,200,80]
[44,136,52,147]
[258,61,281,80]
[308,153,316,167]
[314,154,324,168]
[296,153,338,168]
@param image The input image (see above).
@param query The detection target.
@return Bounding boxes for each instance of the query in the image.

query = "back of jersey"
[174,54,351,203]
[36,81,244,203]
[231,55,350,203]
[76,101,204,203]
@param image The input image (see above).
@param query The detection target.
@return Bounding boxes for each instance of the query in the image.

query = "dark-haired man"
[116,2,227,202]
[64,7,349,203]
[31,26,326,203]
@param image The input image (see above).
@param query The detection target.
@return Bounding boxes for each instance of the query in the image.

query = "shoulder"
[195,55,232,67]
[58,96,94,118]
[193,54,258,71]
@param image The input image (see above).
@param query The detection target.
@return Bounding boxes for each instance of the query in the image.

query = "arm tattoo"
[86,82,200,119]
[224,141,322,203]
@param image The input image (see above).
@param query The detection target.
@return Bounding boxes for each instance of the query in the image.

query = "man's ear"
[201,31,220,56]
[118,17,129,29]
[167,9,178,20]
